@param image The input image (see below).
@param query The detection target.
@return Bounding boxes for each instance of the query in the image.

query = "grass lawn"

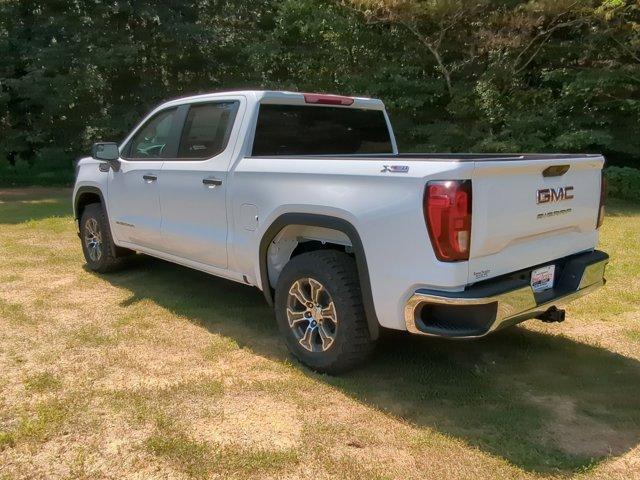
[0,187,639,480]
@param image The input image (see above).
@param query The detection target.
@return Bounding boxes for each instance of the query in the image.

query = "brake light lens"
[597,171,607,229]
[303,93,354,106]
[424,180,472,262]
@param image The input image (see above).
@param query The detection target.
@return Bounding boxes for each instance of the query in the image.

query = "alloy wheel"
[286,277,338,352]
[84,217,103,262]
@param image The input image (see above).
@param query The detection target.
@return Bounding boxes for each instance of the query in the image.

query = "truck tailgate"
[468,156,604,284]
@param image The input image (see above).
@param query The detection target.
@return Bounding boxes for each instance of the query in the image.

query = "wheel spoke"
[309,278,324,304]
[86,219,97,236]
[318,322,335,351]
[321,302,337,323]
[299,325,315,351]
[286,308,307,328]
[289,280,311,306]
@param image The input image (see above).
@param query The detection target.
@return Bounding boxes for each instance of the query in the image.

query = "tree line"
[0,0,638,184]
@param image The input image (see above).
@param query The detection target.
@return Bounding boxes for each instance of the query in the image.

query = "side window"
[127,108,178,159]
[177,102,239,159]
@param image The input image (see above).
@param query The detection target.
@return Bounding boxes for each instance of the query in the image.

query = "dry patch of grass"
[1,187,639,479]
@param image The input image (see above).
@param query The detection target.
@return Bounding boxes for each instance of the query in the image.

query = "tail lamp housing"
[597,171,606,229]
[424,180,472,262]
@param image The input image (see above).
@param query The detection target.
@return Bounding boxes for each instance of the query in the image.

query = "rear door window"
[251,104,393,156]
[177,102,239,159]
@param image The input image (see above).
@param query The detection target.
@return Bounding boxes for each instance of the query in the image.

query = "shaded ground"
[1,187,639,479]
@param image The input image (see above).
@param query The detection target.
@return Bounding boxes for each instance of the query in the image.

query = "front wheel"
[80,203,130,273]
[274,250,376,374]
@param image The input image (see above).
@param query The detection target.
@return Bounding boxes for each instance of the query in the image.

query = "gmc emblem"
[537,186,574,204]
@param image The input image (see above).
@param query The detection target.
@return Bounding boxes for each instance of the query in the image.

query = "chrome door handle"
[142,174,157,183]
[203,177,223,187]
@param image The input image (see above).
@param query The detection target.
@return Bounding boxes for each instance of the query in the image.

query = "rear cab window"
[178,101,239,159]
[251,104,393,156]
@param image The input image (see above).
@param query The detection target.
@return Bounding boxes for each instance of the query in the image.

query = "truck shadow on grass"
[105,255,640,475]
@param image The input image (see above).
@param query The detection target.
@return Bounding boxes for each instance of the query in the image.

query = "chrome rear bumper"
[404,251,608,338]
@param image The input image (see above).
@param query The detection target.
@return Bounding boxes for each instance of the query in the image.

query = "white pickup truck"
[73,90,608,373]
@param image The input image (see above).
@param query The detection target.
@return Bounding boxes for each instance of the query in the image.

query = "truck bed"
[397,153,600,162]
[251,153,600,162]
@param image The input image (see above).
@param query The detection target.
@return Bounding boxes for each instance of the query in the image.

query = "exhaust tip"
[536,306,566,323]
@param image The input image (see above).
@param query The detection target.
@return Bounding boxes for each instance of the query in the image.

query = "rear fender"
[259,213,380,340]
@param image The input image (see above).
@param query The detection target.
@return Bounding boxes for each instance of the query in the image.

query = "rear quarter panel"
[228,157,474,330]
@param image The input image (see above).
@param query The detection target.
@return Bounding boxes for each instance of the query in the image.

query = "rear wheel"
[275,250,376,374]
[80,203,130,273]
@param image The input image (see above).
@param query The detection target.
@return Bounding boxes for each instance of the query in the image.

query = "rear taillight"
[424,180,472,262]
[597,171,607,229]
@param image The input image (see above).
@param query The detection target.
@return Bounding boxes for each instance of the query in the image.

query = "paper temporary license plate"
[531,265,556,293]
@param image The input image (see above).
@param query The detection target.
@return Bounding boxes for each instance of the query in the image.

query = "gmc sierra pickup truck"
[73,90,608,373]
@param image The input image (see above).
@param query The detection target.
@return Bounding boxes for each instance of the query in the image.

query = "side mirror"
[91,142,120,171]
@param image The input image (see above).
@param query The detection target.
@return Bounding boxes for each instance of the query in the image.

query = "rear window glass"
[252,104,393,156]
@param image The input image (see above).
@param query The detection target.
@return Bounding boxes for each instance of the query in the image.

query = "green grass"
[0,298,33,325]
[17,399,70,442]
[202,336,240,360]
[0,431,16,450]
[23,372,62,393]
[145,433,298,479]
[0,397,75,449]
[145,433,213,478]
[1,187,639,479]
[66,325,118,349]
[0,191,70,224]
[142,404,299,479]
[624,330,640,342]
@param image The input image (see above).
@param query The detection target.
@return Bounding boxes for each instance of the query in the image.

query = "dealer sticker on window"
[531,265,556,293]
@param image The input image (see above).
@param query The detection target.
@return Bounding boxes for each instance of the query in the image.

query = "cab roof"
[160,90,386,110]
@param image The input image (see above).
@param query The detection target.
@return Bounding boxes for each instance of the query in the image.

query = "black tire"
[274,250,376,374]
[80,203,130,273]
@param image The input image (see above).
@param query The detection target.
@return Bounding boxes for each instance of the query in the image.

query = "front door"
[158,99,243,268]
[108,107,180,250]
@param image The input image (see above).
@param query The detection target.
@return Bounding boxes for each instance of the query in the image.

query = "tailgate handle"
[543,165,570,177]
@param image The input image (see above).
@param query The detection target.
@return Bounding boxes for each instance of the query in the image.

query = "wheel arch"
[74,186,106,220]
[259,213,380,340]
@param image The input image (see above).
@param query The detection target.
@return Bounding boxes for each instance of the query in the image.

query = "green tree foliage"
[0,0,638,185]
[605,166,640,201]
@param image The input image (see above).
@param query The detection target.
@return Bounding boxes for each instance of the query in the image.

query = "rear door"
[468,156,604,283]
[108,107,180,249]
[157,98,244,268]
